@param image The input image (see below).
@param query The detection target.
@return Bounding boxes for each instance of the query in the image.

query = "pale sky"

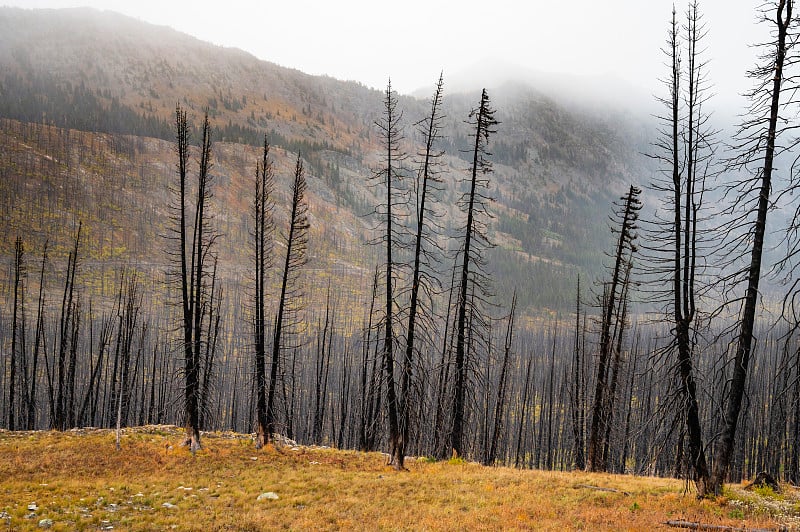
[2,0,762,103]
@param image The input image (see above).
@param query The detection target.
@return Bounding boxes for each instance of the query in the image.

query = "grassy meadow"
[0,427,798,531]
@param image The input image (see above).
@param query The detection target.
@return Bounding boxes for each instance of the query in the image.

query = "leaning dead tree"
[587,185,641,472]
[711,0,797,495]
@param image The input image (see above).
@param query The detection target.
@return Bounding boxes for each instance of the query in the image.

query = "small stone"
[27,503,38,511]
[257,492,279,501]
[38,519,53,529]
[250,457,258,461]
[162,502,178,509]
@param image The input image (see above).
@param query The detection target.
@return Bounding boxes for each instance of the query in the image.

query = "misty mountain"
[0,6,656,317]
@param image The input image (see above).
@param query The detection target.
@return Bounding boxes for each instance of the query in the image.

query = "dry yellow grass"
[0,427,797,531]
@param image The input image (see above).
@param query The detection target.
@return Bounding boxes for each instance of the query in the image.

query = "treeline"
[2,230,798,487]
[0,72,173,140]
[0,71,350,168]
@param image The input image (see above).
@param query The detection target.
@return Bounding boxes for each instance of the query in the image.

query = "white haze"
[3,0,764,109]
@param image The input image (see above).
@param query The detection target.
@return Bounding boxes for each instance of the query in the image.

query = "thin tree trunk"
[28,241,48,430]
[9,238,23,430]
[452,89,497,459]
[270,154,309,444]
[572,277,585,469]
[487,293,516,465]
[360,268,379,451]
[588,187,639,471]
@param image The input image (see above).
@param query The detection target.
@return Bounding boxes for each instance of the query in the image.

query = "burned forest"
[4,1,800,503]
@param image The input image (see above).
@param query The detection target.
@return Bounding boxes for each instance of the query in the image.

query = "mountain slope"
[0,7,653,316]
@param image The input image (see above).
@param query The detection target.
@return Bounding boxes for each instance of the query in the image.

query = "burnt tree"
[267,154,309,444]
[169,105,217,453]
[451,88,498,459]
[252,137,275,449]
[587,185,641,472]
[397,73,446,468]
[712,0,796,494]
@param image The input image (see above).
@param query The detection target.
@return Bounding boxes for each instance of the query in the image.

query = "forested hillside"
[0,7,651,315]
[5,4,800,503]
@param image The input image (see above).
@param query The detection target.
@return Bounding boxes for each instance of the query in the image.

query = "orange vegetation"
[0,427,797,531]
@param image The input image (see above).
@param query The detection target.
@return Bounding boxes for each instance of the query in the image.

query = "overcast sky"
[2,0,763,104]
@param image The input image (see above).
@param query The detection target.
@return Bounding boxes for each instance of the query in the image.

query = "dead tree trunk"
[587,186,640,471]
[451,88,498,459]
[253,137,274,449]
[711,0,794,494]
[268,154,309,444]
